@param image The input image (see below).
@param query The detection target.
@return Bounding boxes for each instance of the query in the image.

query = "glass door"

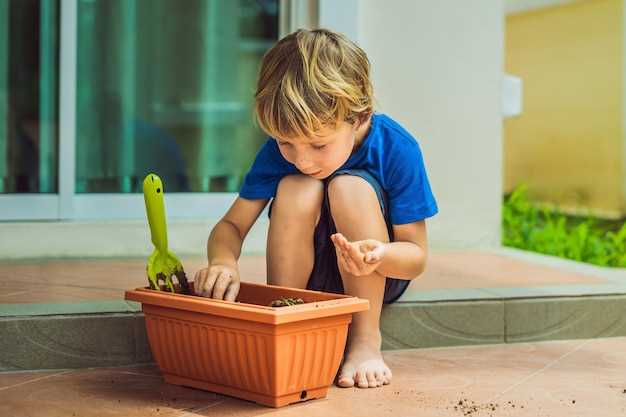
[0,0,280,221]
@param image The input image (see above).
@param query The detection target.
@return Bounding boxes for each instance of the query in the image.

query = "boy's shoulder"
[370,113,423,157]
[375,113,412,136]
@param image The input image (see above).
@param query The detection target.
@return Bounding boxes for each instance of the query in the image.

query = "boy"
[193,28,438,389]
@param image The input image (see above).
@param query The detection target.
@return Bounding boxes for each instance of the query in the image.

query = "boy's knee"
[273,175,324,221]
[327,174,388,240]
[327,174,379,214]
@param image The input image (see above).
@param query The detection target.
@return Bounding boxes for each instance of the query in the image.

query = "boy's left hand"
[331,233,386,277]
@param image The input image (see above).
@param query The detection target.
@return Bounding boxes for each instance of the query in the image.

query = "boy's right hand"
[193,263,240,302]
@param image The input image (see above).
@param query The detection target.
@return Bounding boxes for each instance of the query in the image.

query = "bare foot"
[336,331,392,388]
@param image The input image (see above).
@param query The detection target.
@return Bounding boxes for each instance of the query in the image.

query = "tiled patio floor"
[2,337,625,416]
[0,250,611,304]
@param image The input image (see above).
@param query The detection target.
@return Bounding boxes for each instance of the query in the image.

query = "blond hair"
[254,28,374,139]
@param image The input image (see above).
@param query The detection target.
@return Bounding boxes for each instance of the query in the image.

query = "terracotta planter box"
[125,282,369,407]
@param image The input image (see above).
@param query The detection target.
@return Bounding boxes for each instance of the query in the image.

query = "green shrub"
[502,185,626,268]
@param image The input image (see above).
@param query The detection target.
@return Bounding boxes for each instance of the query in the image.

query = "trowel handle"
[143,173,168,253]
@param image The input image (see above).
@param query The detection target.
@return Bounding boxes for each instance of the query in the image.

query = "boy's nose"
[295,155,314,171]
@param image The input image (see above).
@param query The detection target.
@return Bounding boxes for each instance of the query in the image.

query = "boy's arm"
[376,220,428,280]
[208,197,269,266]
[196,197,268,300]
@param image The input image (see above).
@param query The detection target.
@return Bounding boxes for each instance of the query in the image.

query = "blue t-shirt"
[239,113,438,224]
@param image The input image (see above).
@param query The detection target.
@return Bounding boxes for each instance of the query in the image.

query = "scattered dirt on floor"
[451,398,527,416]
[453,399,499,416]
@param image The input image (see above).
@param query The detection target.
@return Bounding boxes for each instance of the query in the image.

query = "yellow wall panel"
[505,0,625,218]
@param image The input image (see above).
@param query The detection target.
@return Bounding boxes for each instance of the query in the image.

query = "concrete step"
[3,292,626,371]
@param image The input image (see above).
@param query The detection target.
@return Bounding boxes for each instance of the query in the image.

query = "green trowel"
[142,173,191,294]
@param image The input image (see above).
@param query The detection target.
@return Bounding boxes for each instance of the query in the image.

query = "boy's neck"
[352,116,372,154]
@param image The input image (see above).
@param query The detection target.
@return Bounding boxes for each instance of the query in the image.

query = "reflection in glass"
[0,0,59,194]
[76,0,279,193]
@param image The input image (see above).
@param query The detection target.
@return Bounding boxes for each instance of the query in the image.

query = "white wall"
[352,0,504,249]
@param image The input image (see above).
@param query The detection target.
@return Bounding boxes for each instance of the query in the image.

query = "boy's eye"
[278,141,291,147]
[311,144,326,150]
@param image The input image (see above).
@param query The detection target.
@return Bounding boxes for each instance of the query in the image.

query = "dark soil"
[269,297,305,307]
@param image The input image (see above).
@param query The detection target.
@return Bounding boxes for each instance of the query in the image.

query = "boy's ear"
[353,112,371,130]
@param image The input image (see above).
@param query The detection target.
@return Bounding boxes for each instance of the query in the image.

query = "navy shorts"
[270,169,410,304]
